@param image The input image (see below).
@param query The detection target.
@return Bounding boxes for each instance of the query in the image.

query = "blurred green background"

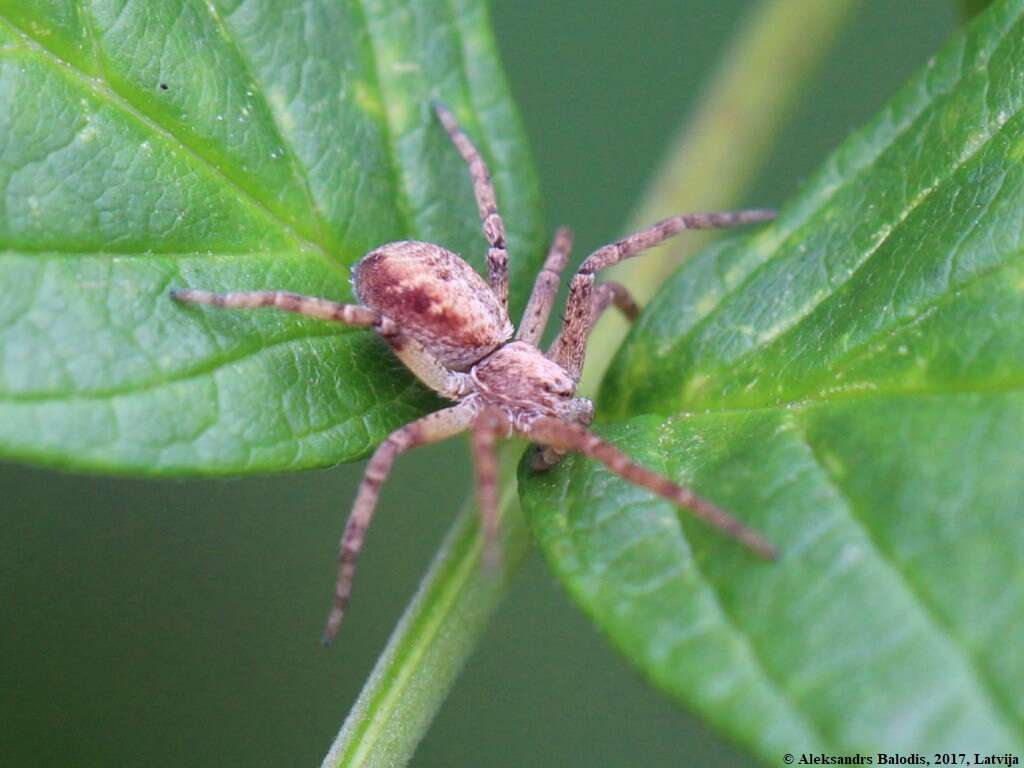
[0,2,955,765]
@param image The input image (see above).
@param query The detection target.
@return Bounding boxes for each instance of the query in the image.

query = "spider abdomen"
[352,241,513,370]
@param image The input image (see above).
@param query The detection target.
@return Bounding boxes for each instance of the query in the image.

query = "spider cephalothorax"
[172,101,777,644]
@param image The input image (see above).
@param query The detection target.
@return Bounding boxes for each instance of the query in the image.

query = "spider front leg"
[549,209,776,379]
[593,282,640,323]
[471,406,512,568]
[525,416,777,560]
[516,227,573,346]
[323,402,478,644]
[170,289,471,400]
[170,289,383,326]
[433,100,509,310]
[548,281,640,371]
[529,397,594,473]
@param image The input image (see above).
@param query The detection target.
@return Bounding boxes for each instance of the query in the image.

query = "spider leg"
[471,406,511,569]
[547,281,639,372]
[433,100,509,310]
[530,397,593,473]
[524,416,778,560]
[549,209,776,380]
[323,402,478,645]
[593,281,640,322]
[516,227,573,346]
[383,335,473,401]
[170,289,471,400]
[170,289,382,326]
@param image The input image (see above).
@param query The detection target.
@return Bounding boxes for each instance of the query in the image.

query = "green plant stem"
[322,1,856,765]
[321,448,529,768]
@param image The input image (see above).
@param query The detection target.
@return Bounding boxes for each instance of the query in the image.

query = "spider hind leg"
[471,406,510,570]
[322,402,477,645]
[524,416,777,560]
[433,100,509,310]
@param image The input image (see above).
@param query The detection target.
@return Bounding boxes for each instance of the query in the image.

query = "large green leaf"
[522,0,1024,757]
[0,0,541,474]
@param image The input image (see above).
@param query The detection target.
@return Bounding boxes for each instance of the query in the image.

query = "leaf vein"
[817,250,1024,386]
[0,14,343,276]
[659,12,1023,378]
[647,434,830,750]
[197,0,331,249]
[0,328,356,404]
[797,418,1024,743]
[349,0,414,238]
[739,94,1024,364]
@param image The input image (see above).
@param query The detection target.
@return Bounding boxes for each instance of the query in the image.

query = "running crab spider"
[171,101,778,644]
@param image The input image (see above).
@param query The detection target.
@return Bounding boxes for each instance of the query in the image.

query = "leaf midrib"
[636,382,1024,424]
[631,404,1024,749]
[621,248,1024,418]
[715,98,1015,379]
[351,0,415,240]
[0,13,345,276]
[795,416,1024,744]
[0,328,353,403]
[639,438,831,752]
[643,108,1024,416]
[680,248,1024,414]
[798,251,1024,391]
[196,0,331,249]
[633,12,1022,414]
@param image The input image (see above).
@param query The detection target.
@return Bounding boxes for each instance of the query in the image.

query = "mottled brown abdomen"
[352,241,513,370]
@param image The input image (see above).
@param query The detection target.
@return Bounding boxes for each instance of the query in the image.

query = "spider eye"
[543,377,573,396]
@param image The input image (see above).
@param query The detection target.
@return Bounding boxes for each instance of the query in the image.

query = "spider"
[171,101,778,644]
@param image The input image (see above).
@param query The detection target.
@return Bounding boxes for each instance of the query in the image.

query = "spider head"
[470,341,582,418]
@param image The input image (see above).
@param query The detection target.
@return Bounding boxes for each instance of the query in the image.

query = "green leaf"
[522,0,1024,757]
[0,0,542,474]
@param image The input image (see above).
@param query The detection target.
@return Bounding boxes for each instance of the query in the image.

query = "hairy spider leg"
[516,232,639,351]
[525,417,777,560]
[433,100,509,311]
[549,209,777,379]
[170,289,471,400]
[593,282,640,323]
[521,277,638,474]
[516,227,573,346]
[170,289,382,326]
[547,280,647,366]
[471,406,510,569]
[323,402,479,645]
